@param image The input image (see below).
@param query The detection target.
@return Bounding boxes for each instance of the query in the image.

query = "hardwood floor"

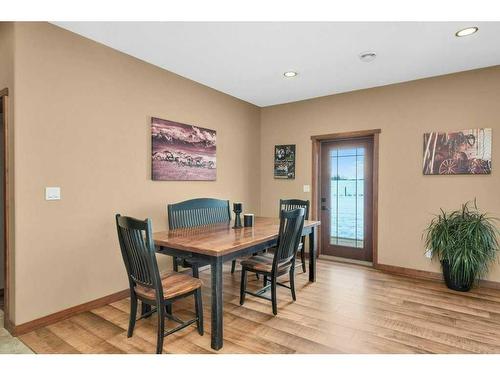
[18,260,500,354]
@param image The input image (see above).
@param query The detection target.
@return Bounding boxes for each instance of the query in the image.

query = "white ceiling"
[53,22,500,107]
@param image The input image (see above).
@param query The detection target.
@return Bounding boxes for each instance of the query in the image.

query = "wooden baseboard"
[476,279,500,290]
[375,263,442,281]
[375,263,500,290]
[10,289,129,336]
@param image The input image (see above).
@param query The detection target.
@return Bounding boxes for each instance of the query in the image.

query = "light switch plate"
[45,187,61,201]
[303,185,311,193]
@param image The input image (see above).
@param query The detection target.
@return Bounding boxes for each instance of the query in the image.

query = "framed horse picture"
[423,128,492,175]
[151,117,216,181]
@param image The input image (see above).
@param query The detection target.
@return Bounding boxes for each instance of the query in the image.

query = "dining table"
[153,216,320,350]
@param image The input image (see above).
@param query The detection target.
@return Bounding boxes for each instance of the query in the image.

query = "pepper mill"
[232,202,243,229]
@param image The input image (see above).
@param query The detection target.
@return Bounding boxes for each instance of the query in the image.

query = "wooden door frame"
[311,129,380,265]
[0,87,12,330]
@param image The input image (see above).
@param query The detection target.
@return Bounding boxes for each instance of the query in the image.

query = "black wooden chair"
[115,214,203,354]
[239,208,305,315]
[167,198,237,276]
[279,199,310,273]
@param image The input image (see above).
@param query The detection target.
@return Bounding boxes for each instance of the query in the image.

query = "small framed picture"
[274,144,296,179]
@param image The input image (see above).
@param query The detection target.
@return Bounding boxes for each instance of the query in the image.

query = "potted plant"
[424,200,499,292]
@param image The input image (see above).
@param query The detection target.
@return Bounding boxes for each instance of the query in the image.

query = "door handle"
[321,205,330,211]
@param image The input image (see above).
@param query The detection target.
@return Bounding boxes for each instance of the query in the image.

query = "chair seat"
[134,272,202,301]
[240,254,291,273]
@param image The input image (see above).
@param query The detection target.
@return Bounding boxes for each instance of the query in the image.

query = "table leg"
[211,257,223,350]
[309,227,317,282]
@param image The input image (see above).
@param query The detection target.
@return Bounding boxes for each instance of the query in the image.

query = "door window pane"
[330,147,364,248]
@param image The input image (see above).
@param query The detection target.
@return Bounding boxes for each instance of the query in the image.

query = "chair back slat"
[115,214,163,299]
[279,199,310,220]
[167,198,231,229]
[273,208,305,271]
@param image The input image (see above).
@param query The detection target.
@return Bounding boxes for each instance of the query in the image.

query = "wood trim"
[375,263,500,290]
[310,139,320,255]
[11,289,129,336]
[311,129,380,263]
[311,140,319,221]
[1,89,11,333]
[376,263,442,281]
[372,133,379,266]
[311,129,381,141]
[477,279,500,290]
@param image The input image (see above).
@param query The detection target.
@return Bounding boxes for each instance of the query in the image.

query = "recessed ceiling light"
[455,27,478,37]
[283,71,298,78]
[359,52,377,62]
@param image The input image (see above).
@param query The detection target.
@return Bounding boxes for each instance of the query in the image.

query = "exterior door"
[320,137,373,261]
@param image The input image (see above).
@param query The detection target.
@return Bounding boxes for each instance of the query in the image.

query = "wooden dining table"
[153,216,320,350]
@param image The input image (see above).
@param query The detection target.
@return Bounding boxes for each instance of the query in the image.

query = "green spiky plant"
[424,200,499,291]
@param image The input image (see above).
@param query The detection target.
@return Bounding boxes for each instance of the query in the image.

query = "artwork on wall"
[274,144,296,179]
[423,128,492,175]
[151,117,216,181]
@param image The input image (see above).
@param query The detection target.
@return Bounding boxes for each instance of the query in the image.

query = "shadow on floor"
[0,309,34,354]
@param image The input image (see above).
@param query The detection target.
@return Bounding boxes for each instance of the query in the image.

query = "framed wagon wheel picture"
[423,128,492,175]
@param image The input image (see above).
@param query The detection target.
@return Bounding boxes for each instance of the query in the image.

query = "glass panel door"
[330,147,364,248]
[320,137,373,261]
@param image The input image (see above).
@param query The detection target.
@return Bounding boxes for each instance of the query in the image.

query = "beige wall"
[4,21,500,325]
[261,66,500,282]
[11,23,261,324]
